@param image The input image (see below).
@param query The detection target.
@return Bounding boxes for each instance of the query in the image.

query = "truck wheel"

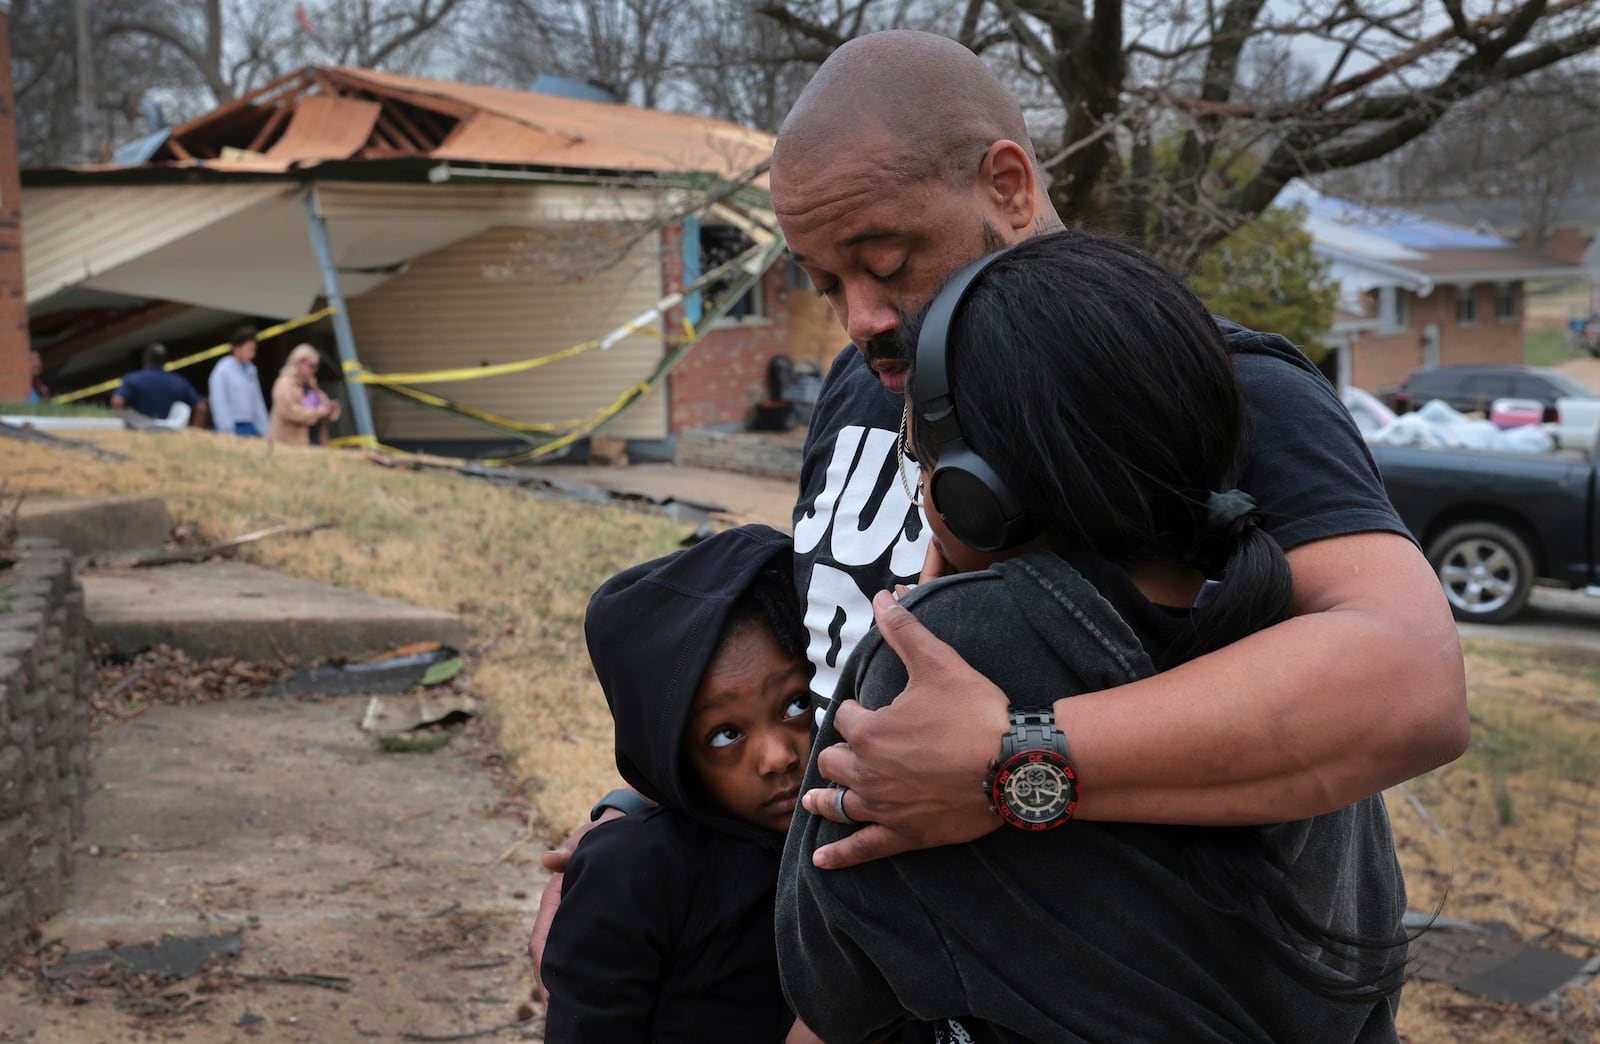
[1427,522,1535,624]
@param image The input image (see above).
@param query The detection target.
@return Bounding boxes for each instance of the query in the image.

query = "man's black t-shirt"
[792,318,1408,706]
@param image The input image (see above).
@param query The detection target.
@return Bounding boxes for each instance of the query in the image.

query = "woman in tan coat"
[268,344,342,446]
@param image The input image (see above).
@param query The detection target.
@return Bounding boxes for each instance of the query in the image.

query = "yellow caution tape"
[52,307,338,404]
[328,235,782,469]
[343,320,690,386]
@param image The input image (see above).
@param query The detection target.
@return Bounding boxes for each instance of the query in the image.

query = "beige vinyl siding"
[22,183,292,303]
[348,224,668,443]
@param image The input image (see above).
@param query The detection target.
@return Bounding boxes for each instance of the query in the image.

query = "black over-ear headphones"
[913,250,1040,553]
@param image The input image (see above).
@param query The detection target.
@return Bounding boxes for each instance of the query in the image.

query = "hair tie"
[1205,489,1259,538]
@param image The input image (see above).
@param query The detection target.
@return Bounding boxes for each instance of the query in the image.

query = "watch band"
[589,788,654,822]
[999,707,1072,763]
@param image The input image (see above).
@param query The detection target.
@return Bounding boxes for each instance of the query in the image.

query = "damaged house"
[23,66,834,455]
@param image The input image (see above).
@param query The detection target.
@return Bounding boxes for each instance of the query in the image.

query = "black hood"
[585,524,794,843]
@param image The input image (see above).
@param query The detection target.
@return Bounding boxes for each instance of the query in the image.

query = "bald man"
[533,27,1467,1020]
[773,26,1464,853]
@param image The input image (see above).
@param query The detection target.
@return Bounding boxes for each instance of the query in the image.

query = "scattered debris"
[422,656,465,687]
[92,644,288,725]
[122,521,337,568]
[1395,782,1445,836]
[0,420,133,460]
[45,934,242,981]
[238,971,352,992]
[360,446,734,532]
[1409,916,1598,1007]
[378,730,458,754]
[401,1019,534,1042]
[263,643,455,698]
[21,933,244,1016]
[362,692,480,736]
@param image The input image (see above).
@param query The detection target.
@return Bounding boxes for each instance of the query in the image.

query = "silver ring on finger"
[833,785,858,826]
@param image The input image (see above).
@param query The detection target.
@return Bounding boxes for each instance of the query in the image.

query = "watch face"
[995,752,1076,829]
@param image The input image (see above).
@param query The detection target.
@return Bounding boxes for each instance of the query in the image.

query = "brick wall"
[1518,227,1593,266]
[0,11,30,401]
[662,224,792,432]
[0,538,94,961]
[1349,284,1526,392]
[674,428,803,481]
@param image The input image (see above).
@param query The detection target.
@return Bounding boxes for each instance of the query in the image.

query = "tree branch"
[755,3,848,50]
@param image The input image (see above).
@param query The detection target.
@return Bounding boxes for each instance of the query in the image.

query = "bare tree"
[459,0,694,107]
[8,0,472,167]
[752,0,1600,273]
[677,0,816,130]
[1323,65,1600,247]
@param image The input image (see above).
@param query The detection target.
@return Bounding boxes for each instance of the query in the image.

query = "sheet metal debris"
[263,644,456,698]
[1408,916,1598,1008]
[361,692,481,735]
[45,934,242,982]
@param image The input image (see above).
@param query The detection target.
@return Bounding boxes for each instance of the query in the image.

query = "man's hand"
[527,812,620,1002]
[799,590,1007,869]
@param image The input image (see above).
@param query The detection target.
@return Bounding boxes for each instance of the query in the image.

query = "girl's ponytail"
[1163,490,1293,670]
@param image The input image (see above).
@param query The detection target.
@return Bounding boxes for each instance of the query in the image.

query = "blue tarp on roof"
[529,74,618,105]
[113,128,171,167]
[1298,192,1509,250]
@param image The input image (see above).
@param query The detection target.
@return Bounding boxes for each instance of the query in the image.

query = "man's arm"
[208,368,235,433]
[803,529,1468,868]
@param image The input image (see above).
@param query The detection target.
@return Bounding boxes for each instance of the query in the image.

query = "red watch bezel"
[989,749,1078,831]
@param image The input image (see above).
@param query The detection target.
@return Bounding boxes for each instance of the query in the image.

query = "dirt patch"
[0,696,547,1042]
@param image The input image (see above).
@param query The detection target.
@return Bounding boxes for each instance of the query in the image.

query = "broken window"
[700,224,764,321]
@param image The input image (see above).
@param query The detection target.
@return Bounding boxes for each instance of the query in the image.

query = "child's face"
[681,625,813,834]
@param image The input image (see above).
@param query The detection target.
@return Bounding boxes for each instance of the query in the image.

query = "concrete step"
[16,496,174,556]
[80,561,466,664]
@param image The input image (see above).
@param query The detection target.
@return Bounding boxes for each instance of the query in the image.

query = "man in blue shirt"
[112,344,205,426]
[208,326,270,437]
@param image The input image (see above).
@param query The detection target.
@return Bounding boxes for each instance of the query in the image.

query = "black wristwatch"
[589,788,654,822]
[985,707,1079,831]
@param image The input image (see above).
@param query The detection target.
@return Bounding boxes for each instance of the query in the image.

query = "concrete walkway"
[17,496,172,556]
[18,495,465,663]
[0,697,544,1041]
[81,561,465,662]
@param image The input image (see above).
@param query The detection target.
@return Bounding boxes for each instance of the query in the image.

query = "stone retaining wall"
[0,538,93,961]
[673,428,804,481]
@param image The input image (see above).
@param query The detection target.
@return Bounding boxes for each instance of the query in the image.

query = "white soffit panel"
[81,190,499,318]
[22,183,294,304]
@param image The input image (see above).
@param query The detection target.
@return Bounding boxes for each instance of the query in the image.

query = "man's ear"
[978,140,1039,234]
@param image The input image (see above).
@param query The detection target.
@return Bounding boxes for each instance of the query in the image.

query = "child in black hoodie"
[540,524,813,1044]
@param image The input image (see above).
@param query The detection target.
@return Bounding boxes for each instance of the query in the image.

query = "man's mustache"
[860,335,899,364]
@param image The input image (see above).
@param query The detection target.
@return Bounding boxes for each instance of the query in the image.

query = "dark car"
[1385,364,1599,421]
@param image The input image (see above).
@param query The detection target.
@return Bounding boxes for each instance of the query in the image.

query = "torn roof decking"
[136,65,773,185]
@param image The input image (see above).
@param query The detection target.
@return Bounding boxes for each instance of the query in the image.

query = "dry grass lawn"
[3,428,686,837]
[6,428,1600,1040]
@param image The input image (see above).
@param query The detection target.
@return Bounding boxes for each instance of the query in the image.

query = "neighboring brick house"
[22,66,798,451]
[1287,184,1582,395]
[0,3,29,400]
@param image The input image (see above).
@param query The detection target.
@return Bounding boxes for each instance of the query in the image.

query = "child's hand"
[786,1016,827,1043]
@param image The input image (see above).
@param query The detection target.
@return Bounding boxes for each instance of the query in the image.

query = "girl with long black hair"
[778,231,1409,1044]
